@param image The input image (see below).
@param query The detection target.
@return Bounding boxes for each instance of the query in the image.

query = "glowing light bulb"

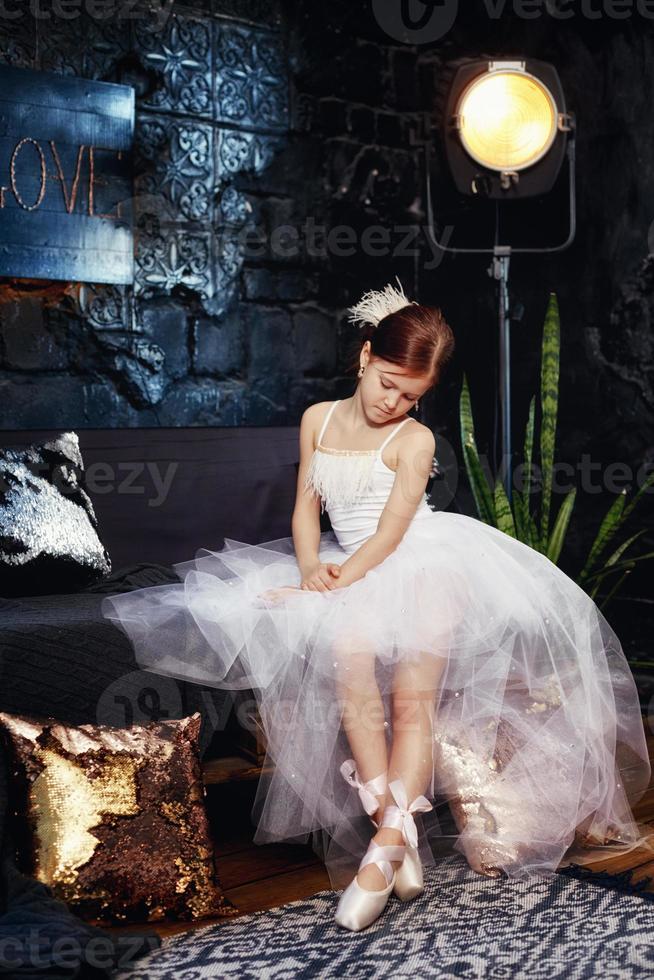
[457,70,557,172]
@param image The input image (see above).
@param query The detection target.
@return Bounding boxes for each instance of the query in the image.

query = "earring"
[358,365,365,378]
[415,399,420,411]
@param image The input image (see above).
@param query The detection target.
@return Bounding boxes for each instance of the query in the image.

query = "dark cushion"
[0,431,111,598]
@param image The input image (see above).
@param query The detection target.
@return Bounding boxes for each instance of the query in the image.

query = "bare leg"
[357,651,447,890]
[335,646,389,830]
[388,651,447,796]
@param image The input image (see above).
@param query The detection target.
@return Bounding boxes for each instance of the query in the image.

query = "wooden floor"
[108,717,654,942]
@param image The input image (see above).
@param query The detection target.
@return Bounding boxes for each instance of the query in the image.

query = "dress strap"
[378,417,412,453]
[316,400,341,446]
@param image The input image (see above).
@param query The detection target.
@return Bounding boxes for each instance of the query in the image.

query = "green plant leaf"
[523,396,535,501]
[587,530,646,601]
[460,375,496,525]
[578,470,654,585]
[516,396,536,542]
[583,549,654,581]
[525,509,541,552]
[578,491,627,583]
[463,445,497,525]
[622,468,654,522]
[459,374,480,459]
[539,293,560,552]
[604,529,648,568]
[546,488,576,564]
[512,489,526,540]
[598,565,634,611]
[494,479,517,537]
[513,487,540,549]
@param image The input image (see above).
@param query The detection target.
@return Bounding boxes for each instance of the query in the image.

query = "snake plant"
[460,291,654,612]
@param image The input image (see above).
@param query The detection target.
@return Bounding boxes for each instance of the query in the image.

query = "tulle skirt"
[101,510,653,889]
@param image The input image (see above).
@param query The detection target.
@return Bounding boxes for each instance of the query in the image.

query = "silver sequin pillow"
[0,432,111,597]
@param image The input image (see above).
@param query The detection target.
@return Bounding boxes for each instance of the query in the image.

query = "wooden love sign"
[0,65,134,284]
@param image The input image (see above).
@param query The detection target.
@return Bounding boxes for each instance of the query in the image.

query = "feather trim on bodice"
[303,447,379,514]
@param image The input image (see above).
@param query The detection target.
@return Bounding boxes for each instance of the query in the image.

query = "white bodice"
[303,400,433,554]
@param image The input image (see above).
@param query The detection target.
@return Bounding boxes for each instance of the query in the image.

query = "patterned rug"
[113,855,654,979]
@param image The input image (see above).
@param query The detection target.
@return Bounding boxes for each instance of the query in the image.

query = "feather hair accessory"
[347,276,416,329]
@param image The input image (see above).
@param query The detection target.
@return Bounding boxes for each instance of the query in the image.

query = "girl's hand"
[300,562,341,592]
[259,586,304,604]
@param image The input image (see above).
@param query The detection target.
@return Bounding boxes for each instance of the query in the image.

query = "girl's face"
[358,343,432,421]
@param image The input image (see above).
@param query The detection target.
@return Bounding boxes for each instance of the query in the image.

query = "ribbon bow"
[340,760,384,817]
[388,778,433,849]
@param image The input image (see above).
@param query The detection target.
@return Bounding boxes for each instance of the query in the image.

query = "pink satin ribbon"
[385,778,433,849]
[340,759,387,817]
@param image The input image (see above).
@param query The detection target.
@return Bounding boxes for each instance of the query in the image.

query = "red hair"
[349,303,455,387]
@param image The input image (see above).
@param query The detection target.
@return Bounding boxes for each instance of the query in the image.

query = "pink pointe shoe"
[380,778,433,902]
[334,837,406,931]
[339,760,433,903]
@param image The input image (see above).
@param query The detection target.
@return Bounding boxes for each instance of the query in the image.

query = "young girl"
[102,281,652,932]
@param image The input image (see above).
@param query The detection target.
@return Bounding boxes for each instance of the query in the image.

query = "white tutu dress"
[101,400,652,889]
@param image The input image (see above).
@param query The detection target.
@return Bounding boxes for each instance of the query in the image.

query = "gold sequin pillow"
[0,710,238,925]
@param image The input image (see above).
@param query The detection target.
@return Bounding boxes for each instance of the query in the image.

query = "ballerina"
[102,279,652,932]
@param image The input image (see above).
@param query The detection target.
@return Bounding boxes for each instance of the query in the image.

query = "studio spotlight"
[426,58,576,503]
[443,59,571,198]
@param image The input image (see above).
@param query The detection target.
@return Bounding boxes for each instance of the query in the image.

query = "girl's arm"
[291,403,324,578]
[333,426,436,590]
